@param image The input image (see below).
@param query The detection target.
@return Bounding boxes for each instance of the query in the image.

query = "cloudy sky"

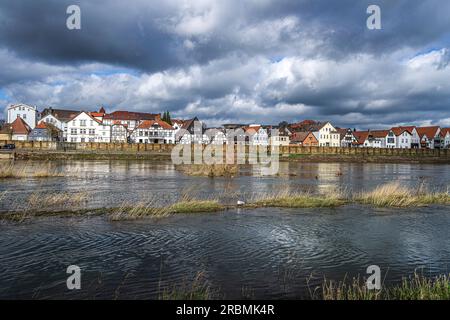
[1,0,450,129]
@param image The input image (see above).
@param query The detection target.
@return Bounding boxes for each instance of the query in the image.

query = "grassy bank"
[318,272,450,300]
[157,271,450,300]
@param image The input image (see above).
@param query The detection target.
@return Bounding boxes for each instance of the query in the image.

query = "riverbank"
[9,149,450,163]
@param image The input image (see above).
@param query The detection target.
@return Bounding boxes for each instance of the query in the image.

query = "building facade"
[7,103,37,129]
[66,112,111,143]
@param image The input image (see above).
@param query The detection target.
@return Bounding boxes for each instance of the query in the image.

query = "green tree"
[166,111,172,125]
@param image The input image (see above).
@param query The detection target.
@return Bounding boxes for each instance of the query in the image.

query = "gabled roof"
[35,122,48,129]
[353,131,370,145]
[391,126,414,136]
[69,111,102,124]
[244,125,261,134]
[440,128,450,137]
[33,122,62,133]
[11,117,32,135]
[40,108,81,122]
[291,131,317,143]
[181,117,199,130]
[136,119,174,130]
[416,126,440,139]
[335,128,351,140]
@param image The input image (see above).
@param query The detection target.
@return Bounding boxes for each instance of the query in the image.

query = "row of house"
[1,103,450,149]
[288,120,450,149]
[1,104,201,144]
[336,126,450,149]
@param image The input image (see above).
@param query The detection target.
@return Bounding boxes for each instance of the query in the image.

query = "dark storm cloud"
[1,0,450,127]
[2,0,449,72]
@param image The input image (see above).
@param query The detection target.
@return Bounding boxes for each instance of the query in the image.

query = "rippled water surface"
[0,160,449,299]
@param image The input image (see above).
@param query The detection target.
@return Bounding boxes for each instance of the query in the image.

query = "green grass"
[318,272,450,300]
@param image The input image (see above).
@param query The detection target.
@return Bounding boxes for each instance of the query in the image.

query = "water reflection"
[0,205,449,299]
[0,160,449,212]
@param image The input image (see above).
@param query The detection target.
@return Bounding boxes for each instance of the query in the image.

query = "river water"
[0,160,449,299]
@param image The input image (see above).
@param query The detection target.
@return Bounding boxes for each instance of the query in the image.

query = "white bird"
[237,200,245,206]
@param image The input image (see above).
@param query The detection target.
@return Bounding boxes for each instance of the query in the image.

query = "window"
[80,129,86,134]
[23,114,27,119]
[80,120,86,126]
[89,129,95,135]
[71,128,77,135]
[90,120,94,126]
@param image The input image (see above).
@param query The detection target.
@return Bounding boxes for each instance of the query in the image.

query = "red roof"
[370,130,390,138]
[291,131,316,143]
[353,131,370,145]
[136,119,174,130]
[244,125,261,134]
[416,126,440,139]
[90,112,104,117]
[391,126,414,136]
[35,122,48,129]
[104,111,160,121]
[440,128,450,137]
[11,117,32,135]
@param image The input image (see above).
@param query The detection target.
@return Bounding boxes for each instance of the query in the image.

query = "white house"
[391,127,413,149]
[130,119,175,144]
[441,128,450,148]
[309,122,340,147]
[417,126,441,149]
[337,128,358,147]
[267,126,291,146]
[176,118,210,144]
[39,108,80,141]
[353,131,382,148]
[244,125,269,146]
[7,103,37,129]
[370,130,395,148]
[111,122,130,143]
[66,111,111,143]
[204,128,227,145]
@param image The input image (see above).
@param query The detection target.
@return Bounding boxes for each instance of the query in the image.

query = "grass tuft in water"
[0,161,64,179]
[175,164,239,177]
[159,272,217,300]
[356,181,450,207]
[250,189,347,208]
